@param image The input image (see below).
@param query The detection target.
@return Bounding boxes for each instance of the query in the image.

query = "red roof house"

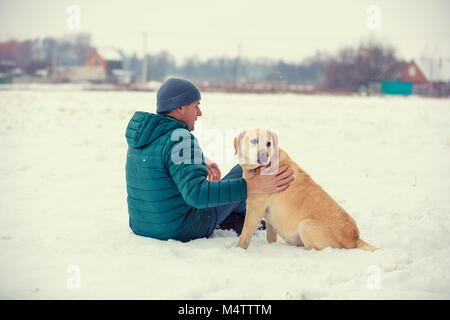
[400,60,428,84]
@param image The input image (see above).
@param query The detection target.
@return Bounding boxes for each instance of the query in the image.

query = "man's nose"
[198,108,202,116]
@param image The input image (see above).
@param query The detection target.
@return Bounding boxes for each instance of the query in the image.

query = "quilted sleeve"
[162,129,247,209]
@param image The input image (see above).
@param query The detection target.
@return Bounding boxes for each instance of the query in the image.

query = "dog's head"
[234,129,279,173]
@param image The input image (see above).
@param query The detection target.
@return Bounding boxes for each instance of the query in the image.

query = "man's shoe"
[216,212,245,235]
[216,213,266,235]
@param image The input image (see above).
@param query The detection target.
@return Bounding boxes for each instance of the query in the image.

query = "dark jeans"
[206,164,246,236]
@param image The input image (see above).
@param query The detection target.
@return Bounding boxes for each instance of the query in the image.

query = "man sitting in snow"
[125,78,294,242]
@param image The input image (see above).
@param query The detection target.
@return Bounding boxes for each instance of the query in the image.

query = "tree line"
[0,33,407,92]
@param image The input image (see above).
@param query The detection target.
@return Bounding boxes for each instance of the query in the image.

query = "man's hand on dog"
[246,165,294,194]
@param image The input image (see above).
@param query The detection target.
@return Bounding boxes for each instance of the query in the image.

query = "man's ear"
[174,106,184,114]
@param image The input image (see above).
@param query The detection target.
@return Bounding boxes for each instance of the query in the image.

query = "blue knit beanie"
[156,78,201,114]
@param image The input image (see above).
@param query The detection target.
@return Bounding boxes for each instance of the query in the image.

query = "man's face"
[179,100,202,131]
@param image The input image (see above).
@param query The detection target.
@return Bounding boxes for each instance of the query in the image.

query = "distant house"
[85,50,107,70]
[86,48,122,76]
[400,60,428,84]
[52,48,106,82]
[52,47,132,83]
[85,48,132,83]
[381,60,429,95]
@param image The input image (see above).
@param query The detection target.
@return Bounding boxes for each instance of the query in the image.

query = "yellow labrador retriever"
[234,129,378,251]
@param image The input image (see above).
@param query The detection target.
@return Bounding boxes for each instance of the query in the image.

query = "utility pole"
[142,31,148,83]
[50,39,57,81]
[236,43,242,84]
[437,57,442,81]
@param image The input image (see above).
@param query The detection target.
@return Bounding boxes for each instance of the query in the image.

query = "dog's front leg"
[237,200,266,249]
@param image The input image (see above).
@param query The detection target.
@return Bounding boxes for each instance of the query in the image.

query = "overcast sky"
[1,0,449,78]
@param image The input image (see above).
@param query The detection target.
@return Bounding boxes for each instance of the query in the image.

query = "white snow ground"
[0,85,449,299]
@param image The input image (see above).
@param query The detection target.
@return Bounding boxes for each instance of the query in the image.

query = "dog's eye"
[267,141,271,147]
[250,139,258,144]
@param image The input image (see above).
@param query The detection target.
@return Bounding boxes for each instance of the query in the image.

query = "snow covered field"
[0,85,449,299]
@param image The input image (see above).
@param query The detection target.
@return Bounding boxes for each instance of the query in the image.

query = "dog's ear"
[271,131,279,151]
[262,130,280,175]
[234,130,246,155]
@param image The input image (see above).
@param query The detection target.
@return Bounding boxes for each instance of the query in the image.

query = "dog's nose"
[257,151,269,164]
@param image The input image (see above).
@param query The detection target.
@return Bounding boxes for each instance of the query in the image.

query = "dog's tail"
[356,239,380,252]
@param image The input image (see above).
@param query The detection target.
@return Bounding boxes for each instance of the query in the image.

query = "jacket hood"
[125,112,188,148]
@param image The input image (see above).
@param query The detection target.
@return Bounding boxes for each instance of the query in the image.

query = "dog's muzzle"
[257,151,269,164]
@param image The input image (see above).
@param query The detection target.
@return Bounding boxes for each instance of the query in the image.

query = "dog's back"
[271,149,378,251]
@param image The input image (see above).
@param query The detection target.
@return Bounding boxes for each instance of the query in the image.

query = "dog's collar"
[249,166,263,173]
[248,162,271,173]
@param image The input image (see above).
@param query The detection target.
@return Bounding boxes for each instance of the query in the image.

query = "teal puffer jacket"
[125,112,247,242]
